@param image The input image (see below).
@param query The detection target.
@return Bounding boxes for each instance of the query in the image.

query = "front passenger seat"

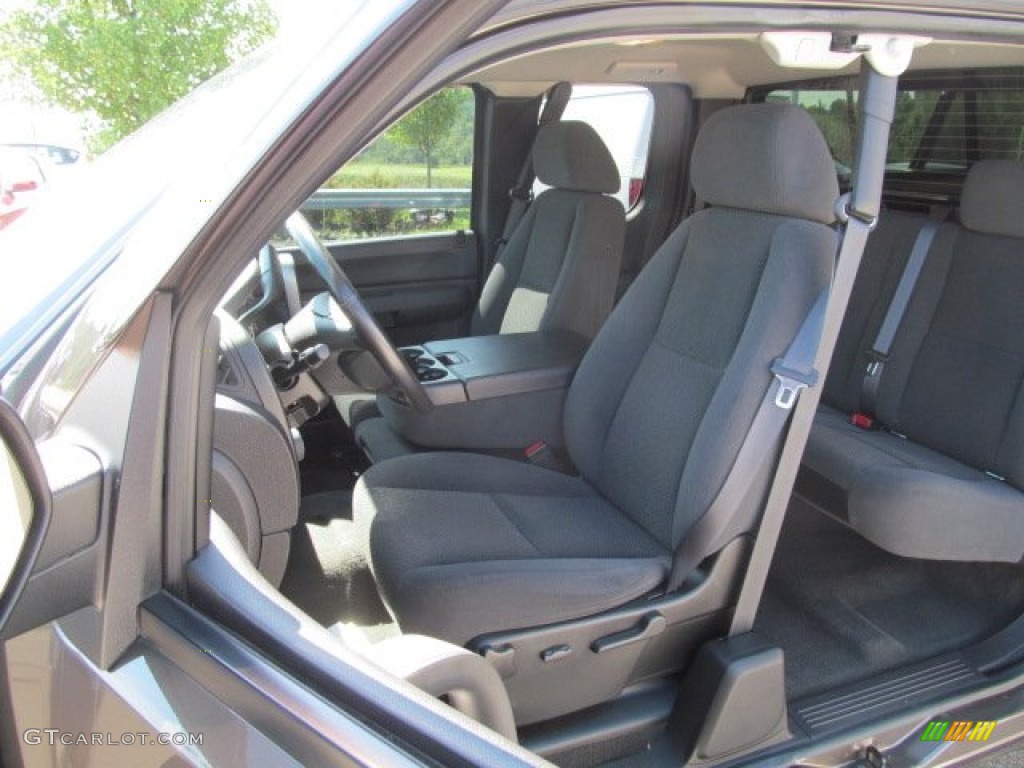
[354,104,838,723]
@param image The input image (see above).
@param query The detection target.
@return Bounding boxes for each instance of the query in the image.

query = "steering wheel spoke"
[284,213,433,412]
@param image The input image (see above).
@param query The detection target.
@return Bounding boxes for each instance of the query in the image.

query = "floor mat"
[297,405,370,496]
[279,490,393,628]
[755,498,1024,700]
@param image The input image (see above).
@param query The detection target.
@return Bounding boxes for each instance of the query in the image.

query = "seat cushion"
[799,406,1024,562]
[354,453,670,645]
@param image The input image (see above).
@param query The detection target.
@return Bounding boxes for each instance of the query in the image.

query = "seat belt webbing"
[665,289,827,593]
[727,65,899,636]
[498,81,572,248]
[728,214,873,633]
[860,204,950,415]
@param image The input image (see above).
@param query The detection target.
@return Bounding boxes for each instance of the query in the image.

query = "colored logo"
[921,720,997,742]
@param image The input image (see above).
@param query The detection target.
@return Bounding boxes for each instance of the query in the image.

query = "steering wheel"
[284,212,433,413]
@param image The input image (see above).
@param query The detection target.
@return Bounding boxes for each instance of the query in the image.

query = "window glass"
[301,86,474,242]
[761,68,1024,182]
[975,72,1024,161]
[888,89,943,167]
[534,85,654,210]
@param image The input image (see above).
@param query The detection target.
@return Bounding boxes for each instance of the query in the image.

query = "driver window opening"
[279,86,475,246]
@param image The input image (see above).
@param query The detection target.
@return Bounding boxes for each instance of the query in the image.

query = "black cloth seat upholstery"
[800,160,1024,562]
[354,103,838,645]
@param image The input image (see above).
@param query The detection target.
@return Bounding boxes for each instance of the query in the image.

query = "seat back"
[471,120,625,339]
[820,209,930,413]
[872,160,1024,486]
[563,104,839,551]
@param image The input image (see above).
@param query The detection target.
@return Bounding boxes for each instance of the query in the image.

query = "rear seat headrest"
[533,121,620,194]
[960,159,1024,238]
[691,103,839,225]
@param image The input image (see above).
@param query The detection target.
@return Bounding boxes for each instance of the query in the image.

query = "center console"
[378,330,588,451]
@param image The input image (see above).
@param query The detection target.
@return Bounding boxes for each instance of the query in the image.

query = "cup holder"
[401,348,425,363]
[401,347,451,383]
[411,355,448,382]
[417,368,447,382]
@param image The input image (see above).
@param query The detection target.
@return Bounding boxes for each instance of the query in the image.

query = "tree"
[1,0,276,152]
[391,88,463,187]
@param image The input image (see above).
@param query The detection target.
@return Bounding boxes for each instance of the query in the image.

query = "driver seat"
[353,104,838,723]
[470,119,625,338]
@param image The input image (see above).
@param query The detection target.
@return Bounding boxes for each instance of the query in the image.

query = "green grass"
[331,162,472,189]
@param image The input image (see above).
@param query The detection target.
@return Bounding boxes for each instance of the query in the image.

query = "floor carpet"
[278,489,393,629]
[755,498,1024,700]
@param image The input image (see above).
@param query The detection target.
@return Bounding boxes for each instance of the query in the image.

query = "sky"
[0,0,345,150]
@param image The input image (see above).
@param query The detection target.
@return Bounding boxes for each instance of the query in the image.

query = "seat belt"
[859,204,950,416]
[666,289,827,592]
[496,82,572,250]
[727,65,898,636]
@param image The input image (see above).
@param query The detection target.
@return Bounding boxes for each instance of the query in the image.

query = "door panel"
[3,610,391,768]
[292,230,478,345]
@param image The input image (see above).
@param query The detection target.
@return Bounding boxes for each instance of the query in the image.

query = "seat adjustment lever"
[591,612,666,654]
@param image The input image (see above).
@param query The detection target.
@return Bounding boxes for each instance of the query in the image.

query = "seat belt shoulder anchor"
[769,359,819,410]
[865,350,888,377]
[844,202,880,230]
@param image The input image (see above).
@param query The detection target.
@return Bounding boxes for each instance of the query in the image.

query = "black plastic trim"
[0,398,53,640]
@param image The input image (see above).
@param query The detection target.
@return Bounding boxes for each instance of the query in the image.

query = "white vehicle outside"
[535,84,654,210]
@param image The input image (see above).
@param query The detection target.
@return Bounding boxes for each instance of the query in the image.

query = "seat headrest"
[691,103,839,224]
[960,159,1024,238]
[533,121,620,194]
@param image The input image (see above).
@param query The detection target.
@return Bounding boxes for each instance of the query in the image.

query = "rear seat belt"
[859,204,950,418]
[496,82,572,252]
[726,65,898,635]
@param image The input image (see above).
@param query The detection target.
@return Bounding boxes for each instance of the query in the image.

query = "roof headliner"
[467,35,1024,98]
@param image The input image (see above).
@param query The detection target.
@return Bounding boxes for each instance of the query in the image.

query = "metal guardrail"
[302,188,471,211]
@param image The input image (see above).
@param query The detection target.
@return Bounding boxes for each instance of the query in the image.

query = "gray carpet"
[755,498,1024,700]
[279,490,393,628]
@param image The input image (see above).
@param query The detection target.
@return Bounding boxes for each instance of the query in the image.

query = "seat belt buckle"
[508,186,532,202]
[524,440,570,473]
[770,360,819,410]
[525,440,547,458]
[850,412,875,430]
[525,439,557,467]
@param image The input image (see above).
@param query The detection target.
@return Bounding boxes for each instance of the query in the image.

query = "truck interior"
[156,10,1024,768]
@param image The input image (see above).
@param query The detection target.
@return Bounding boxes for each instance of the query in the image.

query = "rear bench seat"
[797,159,1024,562]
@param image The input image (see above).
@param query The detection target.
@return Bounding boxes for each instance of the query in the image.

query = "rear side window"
[535,85,654,211]
[759,68,1024,195]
